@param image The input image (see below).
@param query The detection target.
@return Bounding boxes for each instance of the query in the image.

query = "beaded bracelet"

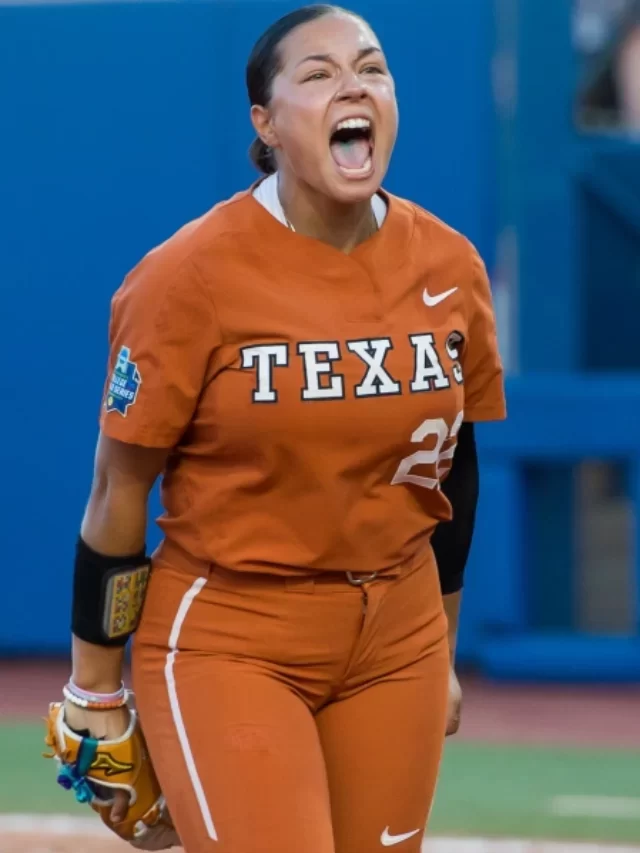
[63,679,128,711]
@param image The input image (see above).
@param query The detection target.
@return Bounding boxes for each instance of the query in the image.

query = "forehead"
[279,13,381,65]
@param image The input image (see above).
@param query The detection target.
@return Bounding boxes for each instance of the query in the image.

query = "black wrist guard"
[71,536,150,647]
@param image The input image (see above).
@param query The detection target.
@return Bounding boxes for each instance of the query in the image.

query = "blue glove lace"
[56,736,99,804]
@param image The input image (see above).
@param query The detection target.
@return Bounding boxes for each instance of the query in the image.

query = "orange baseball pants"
[131,546,450,853]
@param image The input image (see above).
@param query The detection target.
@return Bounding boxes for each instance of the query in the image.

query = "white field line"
[2,815,640,852]
[0,815,106,835]
[425,843,640,853]
[551,795,640,820]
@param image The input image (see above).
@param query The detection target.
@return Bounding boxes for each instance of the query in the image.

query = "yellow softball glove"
[44,699,174,844]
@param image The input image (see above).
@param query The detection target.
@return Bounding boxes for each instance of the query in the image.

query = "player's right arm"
[63,249,220,825]
[71,434,169,695]
[70,251,217,685]
[67,434,168,822]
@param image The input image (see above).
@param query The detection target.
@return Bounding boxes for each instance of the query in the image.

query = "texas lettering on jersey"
[240,332,463,403]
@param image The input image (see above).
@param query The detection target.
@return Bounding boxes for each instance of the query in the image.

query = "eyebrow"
[296,46,383,67]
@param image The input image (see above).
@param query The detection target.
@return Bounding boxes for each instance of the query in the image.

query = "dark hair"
[246,4,353,174]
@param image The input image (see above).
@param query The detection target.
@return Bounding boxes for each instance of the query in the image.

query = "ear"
[250,105,279,150]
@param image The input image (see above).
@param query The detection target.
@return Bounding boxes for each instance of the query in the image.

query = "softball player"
[49,5,506,852]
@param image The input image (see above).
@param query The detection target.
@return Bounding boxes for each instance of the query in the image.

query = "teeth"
[335,117,371,132]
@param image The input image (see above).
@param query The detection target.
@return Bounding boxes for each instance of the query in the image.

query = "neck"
[277,173,376,253]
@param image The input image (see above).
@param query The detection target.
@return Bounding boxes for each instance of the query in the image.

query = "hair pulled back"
[246,4,351,174]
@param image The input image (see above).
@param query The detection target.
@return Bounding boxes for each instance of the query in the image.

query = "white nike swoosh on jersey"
[422,286,458,307]
[380,827,421,847]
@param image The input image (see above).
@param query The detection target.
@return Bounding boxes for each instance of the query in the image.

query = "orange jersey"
[100,186,506,575]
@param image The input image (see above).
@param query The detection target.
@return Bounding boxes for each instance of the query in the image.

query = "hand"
[63,700,131,822]
[63,701,180,849]
[445,666,462,736]
[129,818,181,851]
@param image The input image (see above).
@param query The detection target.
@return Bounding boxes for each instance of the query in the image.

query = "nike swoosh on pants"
[380,827,421,846]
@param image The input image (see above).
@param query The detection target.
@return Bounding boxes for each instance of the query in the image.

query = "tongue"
[330,138,370,170]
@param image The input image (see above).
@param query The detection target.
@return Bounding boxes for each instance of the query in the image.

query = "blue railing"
[458,374,640,682]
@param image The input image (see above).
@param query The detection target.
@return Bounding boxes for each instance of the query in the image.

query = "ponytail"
[249,138,277,175]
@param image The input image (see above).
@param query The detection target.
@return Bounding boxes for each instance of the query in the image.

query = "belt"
[154,541,397,587]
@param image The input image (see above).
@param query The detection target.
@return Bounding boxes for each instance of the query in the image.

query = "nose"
[336,70,368,102]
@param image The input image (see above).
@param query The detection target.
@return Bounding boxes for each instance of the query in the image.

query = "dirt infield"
[3,818,640,853]
[3,832,130,853]
[0,817,129,853]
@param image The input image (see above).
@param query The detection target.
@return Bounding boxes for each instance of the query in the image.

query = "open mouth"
[329,117,374,178]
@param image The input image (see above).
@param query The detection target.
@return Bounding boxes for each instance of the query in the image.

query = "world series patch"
[105,346,141,416]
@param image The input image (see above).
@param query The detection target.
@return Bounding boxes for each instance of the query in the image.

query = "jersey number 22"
[391,411,464,490]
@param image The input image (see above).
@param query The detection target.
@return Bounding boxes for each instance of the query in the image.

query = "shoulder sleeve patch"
[104,346,142,417]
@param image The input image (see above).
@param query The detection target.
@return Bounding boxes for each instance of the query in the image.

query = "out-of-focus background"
[1,0,640,850]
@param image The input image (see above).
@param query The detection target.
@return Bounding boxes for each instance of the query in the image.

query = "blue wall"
[0,0,498,653]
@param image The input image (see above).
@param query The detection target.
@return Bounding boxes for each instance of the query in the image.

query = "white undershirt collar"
[253,172,388,231]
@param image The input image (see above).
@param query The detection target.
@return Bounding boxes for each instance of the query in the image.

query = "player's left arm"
[432,420,478,660]
[431,423,477,736]
[433,241,507,735]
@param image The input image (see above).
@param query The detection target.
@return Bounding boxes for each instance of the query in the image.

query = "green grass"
[1,722,90,815]
[431,741,640,844]
[3,723,640,844]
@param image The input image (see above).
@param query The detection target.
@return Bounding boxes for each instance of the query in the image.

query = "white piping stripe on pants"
[164,576,218,841]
